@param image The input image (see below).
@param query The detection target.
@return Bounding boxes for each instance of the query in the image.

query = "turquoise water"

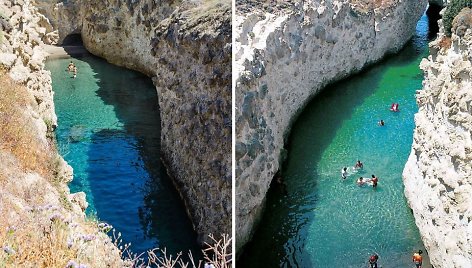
[46,54,199,256]
[239,12,433,268]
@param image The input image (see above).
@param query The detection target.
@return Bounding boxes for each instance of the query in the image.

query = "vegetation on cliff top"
[0,69,56,178]
[0,69,122,267]
[443,0,472,36]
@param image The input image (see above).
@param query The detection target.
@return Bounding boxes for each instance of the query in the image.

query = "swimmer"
[390,103,399,112]
[370,174,378,188]
[274,171,288,196]
[357,177,366,186]
[354,160,363,169]
[67,61,74,72]
[412,250,423,268]
[341,167,348,180]
[378,119,385,126]
[73,66,77,79]
[368,254,379,268]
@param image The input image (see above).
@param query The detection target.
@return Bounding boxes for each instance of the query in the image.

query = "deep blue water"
[47,54,199,257]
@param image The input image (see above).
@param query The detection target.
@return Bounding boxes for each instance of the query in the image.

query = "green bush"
[443,0,472,36]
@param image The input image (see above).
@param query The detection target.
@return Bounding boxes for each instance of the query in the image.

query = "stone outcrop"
[33,0,232,244]
[403,7,472,268]
[1,0,58,125]
[0,1,123,266]
[235,0,428,251]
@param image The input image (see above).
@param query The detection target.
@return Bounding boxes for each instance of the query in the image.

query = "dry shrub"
[0,206,75,267]
[0,70,55,179]
[119,233,233,268]
[0,203,123,268]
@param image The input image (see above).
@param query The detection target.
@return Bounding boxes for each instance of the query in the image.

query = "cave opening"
[426,3,443,39]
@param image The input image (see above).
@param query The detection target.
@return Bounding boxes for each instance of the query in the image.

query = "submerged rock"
[68,125,87,143]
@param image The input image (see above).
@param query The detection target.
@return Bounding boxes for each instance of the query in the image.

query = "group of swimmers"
[340,102,422,266]
[368,250,423,268]
[377,103,400,126]
[341,160,378,188]
[67,61,78,78]
[343,103,402,185]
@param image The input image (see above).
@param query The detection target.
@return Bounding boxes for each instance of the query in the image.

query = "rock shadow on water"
[239,11,437,266]
[65,52,201,257]
[238,45,389,268]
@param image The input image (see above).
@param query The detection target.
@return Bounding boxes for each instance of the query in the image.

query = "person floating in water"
[378,119,385,126]
[368,254,379,268]
[274,171,288,196]
[355,160,363,169]
[357,177,366,186]
[390,103,399,112]
[67,61,75,72]
[370,174,378,188]
[341,167,348,179]
[412,250,423,268]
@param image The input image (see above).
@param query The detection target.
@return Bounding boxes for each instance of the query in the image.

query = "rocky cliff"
[235,0,428,251]
[0,1,123,266]
[33,0,232,244]
[403,7,472,267]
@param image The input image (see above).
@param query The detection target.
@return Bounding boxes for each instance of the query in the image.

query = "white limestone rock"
[403,11,472,267]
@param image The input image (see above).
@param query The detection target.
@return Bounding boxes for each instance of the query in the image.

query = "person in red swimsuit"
[412,250,423,268]
[370,174,378,188]
[368,254,379,268]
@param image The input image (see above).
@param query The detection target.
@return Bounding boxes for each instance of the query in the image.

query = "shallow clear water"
[46,54,199,256]
[239,12,433,268]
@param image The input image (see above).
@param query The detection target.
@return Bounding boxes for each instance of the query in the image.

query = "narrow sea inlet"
[239,12,434,267]
[46,52,199,256]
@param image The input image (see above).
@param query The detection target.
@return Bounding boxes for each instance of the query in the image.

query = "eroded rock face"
[403,9,472,267]
[235,0,427,251]
[34,0,232,244]
[0,1,123,266]
[1,0,58,125]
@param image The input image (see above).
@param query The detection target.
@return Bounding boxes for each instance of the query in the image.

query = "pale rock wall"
[34,0,232,244]
[32,0,81,44]
[1,0,58,125]
[235,0,428,251]
[0,1,123,266]
[403,8,472,268]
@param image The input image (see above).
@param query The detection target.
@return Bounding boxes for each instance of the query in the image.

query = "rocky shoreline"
[235,0,428,251]
[32,0,232,244]
[403,7,472,267]
[0,1,123,266]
